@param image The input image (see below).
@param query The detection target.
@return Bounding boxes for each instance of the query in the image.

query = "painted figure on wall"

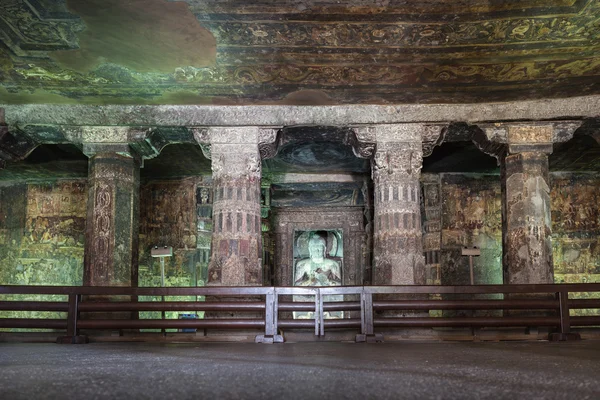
[294,233,341,286]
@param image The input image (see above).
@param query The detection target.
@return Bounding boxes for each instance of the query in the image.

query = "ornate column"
[502,125,555,284]
[194,127,279,286]
[352,124,443,285]
[478,122,580,284]
[83,143,141,286]
[421,174,442,285]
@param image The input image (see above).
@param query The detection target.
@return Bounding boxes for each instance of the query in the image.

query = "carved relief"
[92,183,113,284]
[192,127,210,143]
[246,155,261,175]
[258,128,281,159]
[346,128,375,159]
[84,154,140,287]
[422,124,447,157]
[372,142,423,180]
[507,125,553,144]
[258,127,278,145]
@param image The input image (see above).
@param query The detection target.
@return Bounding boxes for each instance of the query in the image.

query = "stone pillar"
[421,174,442,285]
[353,124,427,285]
[195,127,265,286]
[502,126,554,284]
[83,145,140,287]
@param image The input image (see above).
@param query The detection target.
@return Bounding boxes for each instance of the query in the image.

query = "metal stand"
[461,247,481,285]
[462,247,481,338]
[151,246,173,335]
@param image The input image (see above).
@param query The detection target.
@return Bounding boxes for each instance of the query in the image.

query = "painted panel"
[440,174,503,286]
[551,173,600,284]
[0,181,86,329]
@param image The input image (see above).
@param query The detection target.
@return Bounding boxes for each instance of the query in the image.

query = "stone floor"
[1,341,599,400]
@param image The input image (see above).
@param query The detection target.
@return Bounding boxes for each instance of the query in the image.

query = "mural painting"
[439,174,503,317]
[0,181,87,328]
[138,178,211,324]
[440,174,503,286]
[551,173,600,316]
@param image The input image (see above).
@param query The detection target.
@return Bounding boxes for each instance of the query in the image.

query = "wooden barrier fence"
[1,284,600,343]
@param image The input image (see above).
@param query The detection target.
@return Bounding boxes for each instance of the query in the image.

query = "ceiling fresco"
[0,0,599,104]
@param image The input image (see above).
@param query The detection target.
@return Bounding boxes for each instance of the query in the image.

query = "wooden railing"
[1,284,600,343]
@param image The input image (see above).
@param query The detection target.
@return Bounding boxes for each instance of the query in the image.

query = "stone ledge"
[3,95,600,126]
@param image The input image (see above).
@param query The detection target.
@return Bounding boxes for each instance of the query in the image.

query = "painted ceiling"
[1,0,599,105]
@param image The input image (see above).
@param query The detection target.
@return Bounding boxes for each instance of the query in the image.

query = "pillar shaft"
[207,128,263,286]
[503,151,553,284]
[372,140,425,285]
[84,153,140,286]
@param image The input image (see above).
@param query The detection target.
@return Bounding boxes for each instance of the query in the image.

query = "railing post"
[356,288,383,343]
[57,294,88,344]
[549,290,581,342]
[255,287,283,343]
[314,289,325,337]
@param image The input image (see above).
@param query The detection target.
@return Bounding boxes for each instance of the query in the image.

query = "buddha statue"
[294,234,341,286]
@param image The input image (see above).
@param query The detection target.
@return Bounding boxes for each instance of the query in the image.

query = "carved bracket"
[129,128,170,160]
[258,128,281,160]
[552,121,584,143]
[191,128,212,159]
[0,124,39,168]
[579,118,600,145]
[471,127,507,165]
[346,127,376,159]
[422,124,448,157]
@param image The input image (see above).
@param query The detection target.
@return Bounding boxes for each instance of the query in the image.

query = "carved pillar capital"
[82,142,142,164]
[476,121,582,156]
[63,125,169,166]
[63,125,148,144]
[192,126,281,161]
[373,141,423,180]
[349,123,446,160]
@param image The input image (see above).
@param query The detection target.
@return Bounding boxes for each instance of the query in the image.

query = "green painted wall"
[0,181,86,329]
[551,172,600,316]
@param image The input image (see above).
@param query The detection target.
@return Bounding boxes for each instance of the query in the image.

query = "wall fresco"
[439,174,503,317]
[137,178,211,327]
[0,181,86,328]
[435,172,599,316]
[551,173,600,285]
[440,174,503,286]
[0,181,86,286]
[138,178,210,289]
